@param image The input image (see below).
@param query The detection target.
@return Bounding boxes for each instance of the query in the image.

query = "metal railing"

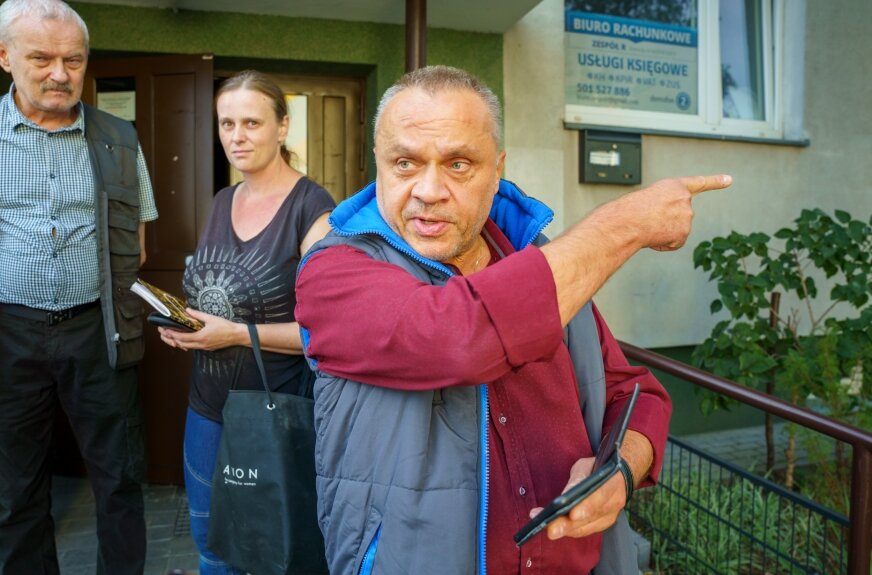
[619,341,872,575]
[630,436,849,573]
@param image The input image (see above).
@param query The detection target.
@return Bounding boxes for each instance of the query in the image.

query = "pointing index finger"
[679,174,733,196]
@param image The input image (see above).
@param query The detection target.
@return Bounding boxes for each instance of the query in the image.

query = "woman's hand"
[157,308,247,352]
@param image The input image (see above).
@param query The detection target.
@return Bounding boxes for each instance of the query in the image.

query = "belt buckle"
[47,309,72,326]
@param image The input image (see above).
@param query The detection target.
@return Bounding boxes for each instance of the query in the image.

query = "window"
[720,0,766,121]
[564,0,805,142]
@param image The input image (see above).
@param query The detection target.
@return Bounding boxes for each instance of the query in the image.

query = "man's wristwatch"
[617,457,635,506]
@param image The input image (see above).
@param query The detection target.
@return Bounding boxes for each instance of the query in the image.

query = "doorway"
[68,55,367,484]
[216,71,366,205]
[80,53,215,484]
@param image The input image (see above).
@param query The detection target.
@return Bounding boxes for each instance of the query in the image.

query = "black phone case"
[513,453,620,546]
[146,312,196,332]
[513,383,641,546]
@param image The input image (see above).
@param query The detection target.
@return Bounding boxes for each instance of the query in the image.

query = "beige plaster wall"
[502,0,568,233]
[504,0,872,348]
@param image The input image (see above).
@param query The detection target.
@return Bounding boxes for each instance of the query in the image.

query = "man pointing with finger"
[295,65,731,575]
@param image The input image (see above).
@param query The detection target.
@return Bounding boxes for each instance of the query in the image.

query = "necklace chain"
[473,236,488,271]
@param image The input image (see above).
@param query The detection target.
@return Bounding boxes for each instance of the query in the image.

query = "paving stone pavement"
[676,421,834,472]
[52,475,199,575]
[50,424,830,574]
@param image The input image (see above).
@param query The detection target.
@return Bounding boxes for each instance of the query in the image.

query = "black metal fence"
[628,436,849,574]
[619,341,872,575]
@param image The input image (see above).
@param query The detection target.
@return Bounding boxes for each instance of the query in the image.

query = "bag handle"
[248,324,275,409]
[228,324,276,410]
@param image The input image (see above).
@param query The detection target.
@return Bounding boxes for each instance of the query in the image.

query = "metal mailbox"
[579,130,641,185]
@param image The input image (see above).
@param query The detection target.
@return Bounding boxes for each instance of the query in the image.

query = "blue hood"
[328,179,553,269]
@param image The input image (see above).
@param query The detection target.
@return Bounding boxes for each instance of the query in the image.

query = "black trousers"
[0,304,146,575]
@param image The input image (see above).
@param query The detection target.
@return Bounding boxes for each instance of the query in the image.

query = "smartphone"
[146,312,196,332]
[513,383,640,546]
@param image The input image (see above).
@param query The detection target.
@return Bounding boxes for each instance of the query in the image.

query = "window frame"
[564,0,805,144]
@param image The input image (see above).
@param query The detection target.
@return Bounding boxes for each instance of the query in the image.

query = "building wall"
[9,1,865,351]
[71,3,503,94]
[504,0,872,349]
[68,2,503,179]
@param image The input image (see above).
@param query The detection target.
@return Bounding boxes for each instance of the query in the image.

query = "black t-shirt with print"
[184,177,334,422]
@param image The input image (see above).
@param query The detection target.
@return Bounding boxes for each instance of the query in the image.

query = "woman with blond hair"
[159,70,333,574]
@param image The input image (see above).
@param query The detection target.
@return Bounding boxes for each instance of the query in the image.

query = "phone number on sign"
[575,83,631,96]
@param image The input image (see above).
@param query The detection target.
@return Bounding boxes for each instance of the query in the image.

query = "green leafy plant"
[630,464,847,574]
[691,209,871,490]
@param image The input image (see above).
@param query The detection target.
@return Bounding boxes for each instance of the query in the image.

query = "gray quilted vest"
[306,232,636,575]
[83,104,144,369]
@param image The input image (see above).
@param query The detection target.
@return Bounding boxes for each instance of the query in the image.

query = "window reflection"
[567,0,696,26]
[720,0,765,120]
[284,94,308,174]
[95,77,136,125]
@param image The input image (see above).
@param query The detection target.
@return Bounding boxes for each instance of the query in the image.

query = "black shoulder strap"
[229,325,274,406]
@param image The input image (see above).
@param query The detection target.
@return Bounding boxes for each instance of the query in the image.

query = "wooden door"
[72,61,363,484]
[220,72,366,203]
[83,54,214,484]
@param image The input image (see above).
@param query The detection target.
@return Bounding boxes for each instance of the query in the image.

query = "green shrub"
[630,463,848,574]
[691,209,871,491]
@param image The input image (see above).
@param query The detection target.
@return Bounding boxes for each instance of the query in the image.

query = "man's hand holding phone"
[528,454,629,541]
[514,383,651,546]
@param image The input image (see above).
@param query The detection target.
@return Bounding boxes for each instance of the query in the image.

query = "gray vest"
[310,233,635,575]
[83,104,144,369]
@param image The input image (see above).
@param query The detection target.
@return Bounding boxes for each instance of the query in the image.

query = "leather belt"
[0,300,100,326]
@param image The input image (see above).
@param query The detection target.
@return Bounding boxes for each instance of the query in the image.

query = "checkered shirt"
[0,86,158,311]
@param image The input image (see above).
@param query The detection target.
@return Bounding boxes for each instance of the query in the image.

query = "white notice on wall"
[589,150,621,166]
[97,91,136,121]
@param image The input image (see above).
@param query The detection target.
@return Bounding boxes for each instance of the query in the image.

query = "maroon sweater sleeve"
[594,304,672,485]
[295,243,565,390]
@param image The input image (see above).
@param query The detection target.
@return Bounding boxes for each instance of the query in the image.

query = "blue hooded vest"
[300,180,635,574]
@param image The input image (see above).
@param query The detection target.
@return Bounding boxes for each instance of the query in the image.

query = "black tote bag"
[207,324,328,575]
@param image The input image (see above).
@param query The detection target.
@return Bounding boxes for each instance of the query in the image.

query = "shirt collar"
[328,179,554,253]
[1,83,85,135]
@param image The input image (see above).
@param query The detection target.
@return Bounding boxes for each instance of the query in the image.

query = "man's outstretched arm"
[541,175,732,326]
